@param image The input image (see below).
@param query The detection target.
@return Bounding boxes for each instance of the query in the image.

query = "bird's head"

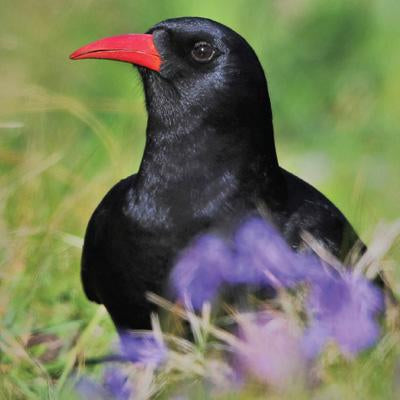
[70,17,273,136]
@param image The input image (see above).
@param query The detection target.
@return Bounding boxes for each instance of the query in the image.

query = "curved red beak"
[69,33,161,72]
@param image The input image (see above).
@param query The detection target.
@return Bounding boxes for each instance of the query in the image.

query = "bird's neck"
[135,110,281,210]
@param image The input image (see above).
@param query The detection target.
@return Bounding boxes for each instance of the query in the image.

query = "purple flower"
[171,217,337,309]
[233,218,298,285]
[303,272,383,357]
[103,368,132,400]
[170,219,304,309]
[75,370,133,400]
[235,313,306,389]
[232,217,325,288]
[120,332,167,367]
[170,217,383,359]
[75,377,109,400]
[171,234,234,309]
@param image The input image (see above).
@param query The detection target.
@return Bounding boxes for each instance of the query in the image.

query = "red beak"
[69,33,161,72]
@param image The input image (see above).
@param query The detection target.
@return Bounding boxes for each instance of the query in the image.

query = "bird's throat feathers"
[134,95,280,222]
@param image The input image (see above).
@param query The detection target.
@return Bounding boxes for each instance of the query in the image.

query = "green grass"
[0,0,399,398]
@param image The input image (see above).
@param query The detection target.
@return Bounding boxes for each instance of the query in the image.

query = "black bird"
[70,17,366,331]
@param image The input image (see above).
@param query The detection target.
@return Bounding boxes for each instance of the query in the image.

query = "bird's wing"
[81,175,136,304]
[280,169,393,292]
[280,168,364,261]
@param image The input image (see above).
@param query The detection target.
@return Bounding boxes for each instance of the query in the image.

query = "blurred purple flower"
[170,217,383,358]
[303,272,384,357]
[232,218,315,287]
[235,313,306,389]
[170,217,343,309]
[75,377,110,400]
[103,368,132,400]
[120,332,167,367]
[75,369,133,400]
[171,217,329,309]
[171,234,234,309]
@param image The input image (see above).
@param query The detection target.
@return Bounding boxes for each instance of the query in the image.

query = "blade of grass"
[55,305,107,394]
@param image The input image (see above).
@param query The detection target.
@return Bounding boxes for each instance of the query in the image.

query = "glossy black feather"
[81,17,365,330]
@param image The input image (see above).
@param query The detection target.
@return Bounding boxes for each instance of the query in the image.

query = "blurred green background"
[0,0,399,397]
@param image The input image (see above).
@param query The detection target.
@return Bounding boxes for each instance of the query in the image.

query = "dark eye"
[191,42,215,63]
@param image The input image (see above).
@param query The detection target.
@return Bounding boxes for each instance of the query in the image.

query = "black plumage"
[78,17,365,330]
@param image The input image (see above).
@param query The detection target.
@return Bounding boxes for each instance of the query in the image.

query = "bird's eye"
[191,42,215,63]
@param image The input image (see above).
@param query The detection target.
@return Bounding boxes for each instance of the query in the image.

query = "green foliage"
[0,0,399,398]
